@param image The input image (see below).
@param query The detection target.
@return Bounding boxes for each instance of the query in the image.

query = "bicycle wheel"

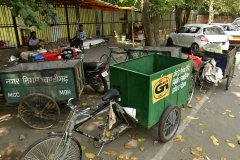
[19,135,82,160]
[18,93,60,129]
[99,54,110,71]
[182,75,195,107]
[158,105,181,142]
[226,64,235,90]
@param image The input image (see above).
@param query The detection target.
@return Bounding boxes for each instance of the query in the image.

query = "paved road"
[0,42,239,160]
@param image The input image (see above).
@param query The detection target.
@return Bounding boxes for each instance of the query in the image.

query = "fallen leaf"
[176,135,182,139]
[105,130,110,137]
[124,143,132,149]
[81,146,86,151]
[85,152,95,159]
[226,140,235,148]
[198,156,204,160]
[199,123,203,126]
[196,96,202,100]
[130,156,137,160]
[131,134,138,139]
[229,114,235,118]
[238,98,240,101]
[59,120,64,123]
[179,148,185,153]
[190,148,199,156]
[187,116,199,120]
[138,138,146,142]
[188,104,193,108]
[193,158,198,160]
[210,135,219,146]
[181,108,186,110]
[118,155,124,160]
[81,102,91,107]
[138,146,145,152]
[236,135,240,141]
[226,110,231,112]
[174,135,184,142]
[97,117,104,120]
[181,138,186,142]
[201,130,204,134]
[182,119,187,123]
[205,108,209,111]
[196,102,200,106]
[125,156,129,160]
[108,150,118,156]
[196,147,202,151]
[220,157,227,160]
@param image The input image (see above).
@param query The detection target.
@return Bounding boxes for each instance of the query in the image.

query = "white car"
[166,24,230,53]
[210,23,240,44]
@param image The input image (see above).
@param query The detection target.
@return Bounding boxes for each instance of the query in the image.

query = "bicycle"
[99,47,128,72]
[19,89,135,160]
[19,87,181,159]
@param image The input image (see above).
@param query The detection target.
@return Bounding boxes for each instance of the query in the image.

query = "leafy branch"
[3,0,63,34]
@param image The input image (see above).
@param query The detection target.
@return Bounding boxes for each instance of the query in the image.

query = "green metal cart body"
[110,54,192,128]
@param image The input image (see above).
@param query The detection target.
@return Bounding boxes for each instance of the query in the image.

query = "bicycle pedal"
[98,125,106,130]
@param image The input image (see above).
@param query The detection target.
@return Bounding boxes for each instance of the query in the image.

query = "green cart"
[110,54,192,142]
[0,59,84,129]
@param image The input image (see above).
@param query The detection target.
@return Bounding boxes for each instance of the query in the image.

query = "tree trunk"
[182,8,191,24]
[208,0,214,23]
[175,6,183,31]
[142,0,160,46]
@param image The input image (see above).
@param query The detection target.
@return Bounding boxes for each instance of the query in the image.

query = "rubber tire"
[166,38,173,46]
[158,105,181,143]
[99,54,110,72]
[182,75,195,107]
[226,64,235,90]
[90,74,108,94]
[19,135,82,160]
[18,93,60,129]
[190,43,199,54]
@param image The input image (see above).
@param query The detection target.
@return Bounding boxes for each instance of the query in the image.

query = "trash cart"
[0,59,84,129]
[110,54,192,142]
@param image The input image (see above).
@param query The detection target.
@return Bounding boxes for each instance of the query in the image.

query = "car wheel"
[166,38,174,46]
[190,43,199,54]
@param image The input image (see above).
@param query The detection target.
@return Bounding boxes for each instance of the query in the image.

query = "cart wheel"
[182,75,195,107]
[226,64,235,90]
[158,105,181,142]
[18,93,60,129]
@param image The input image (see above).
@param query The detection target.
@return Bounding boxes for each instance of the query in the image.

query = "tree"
[2,0,62,34]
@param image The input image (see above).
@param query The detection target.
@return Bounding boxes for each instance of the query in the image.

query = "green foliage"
[3,0,63,31]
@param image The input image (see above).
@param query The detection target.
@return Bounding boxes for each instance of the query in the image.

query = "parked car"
[210,23,240,44]
[166,24,230,53]
[232,18,240,29]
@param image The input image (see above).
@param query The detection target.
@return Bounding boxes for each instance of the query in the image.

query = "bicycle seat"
[102,89,120,101]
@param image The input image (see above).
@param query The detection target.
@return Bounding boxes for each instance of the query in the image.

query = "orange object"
[187,55,202,69]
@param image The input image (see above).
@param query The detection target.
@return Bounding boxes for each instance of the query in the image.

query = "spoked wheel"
[19,135,82,160]
[99,54,110,72]
[226,64,235,90]
[90,75,108,94]
[158,105,181,142]
[183,75,196,107]
[190,43,199,54]
[18,93,60,129]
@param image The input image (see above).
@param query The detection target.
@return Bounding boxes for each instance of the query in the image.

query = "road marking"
[152,85,216,160]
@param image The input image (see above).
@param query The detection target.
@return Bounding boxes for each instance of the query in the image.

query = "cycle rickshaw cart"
[0,59,85,129]
[192,45,238,91]
[109,51,193,142]
[19,48,194,160]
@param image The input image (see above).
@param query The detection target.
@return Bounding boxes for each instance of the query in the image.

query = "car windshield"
[221,25,239,31]
[178,26,200,33]
[203,27,225,35]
